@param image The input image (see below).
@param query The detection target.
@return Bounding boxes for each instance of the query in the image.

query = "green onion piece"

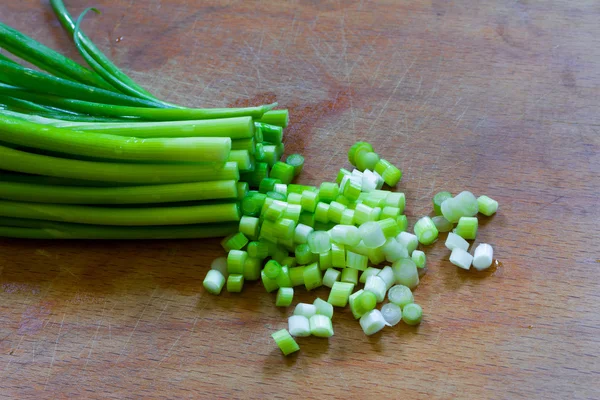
[259,178,282,194]
[356,151,380,172]
[276,287,294,307]
[432,216,454,232]
[256,122,283,143]
[380,160,403,186]
[327,201,346,223]
[221,232,249,252]
[381,238,408,262]
[261,270,279,293]
[298,212,315,228]
[203,269,225,295]
[243,257,261,281]
[402,303,423,325]
[288,315,310,337]
[274,218,296,239]
[211,256,228,278]
[350,290,377,319]
[336,168,351,185]
[334,194,350,206]
[254,125,264,143]
[354,203,374,226]
[319,251,333,270]
[445,232,470,251]
[314,202,330,223]
[359,309,387,335]
[228,150,253,171]
[309,315,334,338]
[473,243,494,271]
[242,192,267,217]
[411,250,426,269]
[396,215,408,233]
[271,329,300,356]
[294,223,314,244]
[342,179,361,202]
[301,190,320,212]
[264,259,282,279]
[381,303,402,326]
[313,297,334,319]
[288,266,306,287]
[237,182,249,201]
[295,243,313,265]
[359,267,381,284]
[270,161,295,184]
[271,246,289,264]
[240,162,269,188]
[259,220,276,242]
[433,191,453,215]
[281,255,297,269]
[413,216,439,245]
[285,154,304,177]
[359,221,386,248]
[392,259,419,289]
[477,195,498,216]
[340,209,355,225]
[283,204,301,223]
[256,109,289,128]
[264,200,287,221]
[307,231,331,254]
[322,268,341,288]
[341,267,359,285]
[327,281,355,307]
[345,250,368,271]
[380,206,400,220]
[377,266,396,290]
[287,192,302,205]
[348,141,374,166]
[247,241,270,260]
[226,274,244,292]
[328,224,360,246]
[454,216,478,240]
[441,191,479,223]
[274,183,288,198]
[367,246,386,265]
[303,262,322,291]
[387,285,414,308]
[239,216,260,240]
[377,218,400,238]
[364,275,387,302]
[348,240,369,256]
[386,192,406,213]
[288,184,317,194]
[331,243,346,268]
[396,231,418,255]
[449,248,473,270]
[227,250,248,275]
[318,182,340,204]
[294,303,317,318]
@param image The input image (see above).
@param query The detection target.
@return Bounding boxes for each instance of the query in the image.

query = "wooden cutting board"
[1,1,598,398]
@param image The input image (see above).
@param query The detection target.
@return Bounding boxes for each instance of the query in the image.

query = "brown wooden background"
[1,1,599,398]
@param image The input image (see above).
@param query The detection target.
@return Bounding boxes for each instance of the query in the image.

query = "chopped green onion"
[237,182,249,200]
[226,274,244,293]
[350,290,377,319]
[449,248,473,270]
[441,191,479,223]
[294,223,314,244]
[264,200,287,221]
[227,250,248,275]
[387,285,414,308]
[392,258,419,289]
[317,182,339,204]
[314,202,330,223]
[256,109,289,128]
[359,309,386,335]
[301,190,319,212]
[256,122,283,143]
[288,315,310,337]
[283,204,301,223]
[402,303,423,325]
[331,243,346,268]
[367,246,386,265]
[243,257,262,281]
[221,232,249,252]
[364,275,387,302]
[247,241,270,260]
[473,243,493,271]
[359,267,381,284]
[271,329,300,356]
[445,232,469,251]
[307,231,331,254]
[380,206,400,220]
[242,192,267,217]
[477,195,498,216]
[432,216,454,232]
[385,192,406,213]
[348,141,374,166]
[354,203,374,226]
[341,267,359,285]
[348,240,369,256]
[396,215,408,232]
[303,262,322,291]
[261,270,279,292]
[276,287,294,307]
[309,315,334,338]
[411,250,426,269]
[454,216,478,240]
[259,178,281,193]
[345,250,368,271]
[273,183,288,197]
[327,201,346,223]
[342,179,361,201]
[319,251,332,270]
[293,303,317,318]
[295,243,313,265]
[323,268,341,288]
[276,265,293,288]
[358,221,386,248]
[381,303,402,326]
[271,246,289,264]
[396,231,418,256]
[328,224,360,246]
[377,266,396,290]
[380,161,402,186]
[239,216,260,240]
[287,192,302,205]
[270,161,295,184]
[285,154,304,177]
[210,256,229,278]
[340,209,355,225]
[288,266,305,287]
[382,237,408,262]
[203,269,226,295]
[433,191,452,215]
[374,159,392,176]
[288,184,317,194]
[313,297,334,319]
[356,151,380,171]
[298,211,315,228]
[274,218,296,239]
[413,216,439,245]
[327,281,355,307]
[263,259,281,279]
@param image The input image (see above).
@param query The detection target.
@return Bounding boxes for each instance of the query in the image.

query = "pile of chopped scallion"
[0,1,499,357]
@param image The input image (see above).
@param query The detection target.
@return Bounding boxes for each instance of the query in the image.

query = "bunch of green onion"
[0,0,292,239]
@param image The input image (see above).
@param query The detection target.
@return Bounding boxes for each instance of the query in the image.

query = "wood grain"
[1,1,599,398]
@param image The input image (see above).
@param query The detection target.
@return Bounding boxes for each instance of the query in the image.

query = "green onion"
[401,303,423,326]
[271,329,300,356]
[203,269,226,295]
[359,310,386,335]
[341,267,359,285]
[221,232,248,252]
[274,218,295,239]
[441,191,479,223]
[247,241,270,260]
[242,193,267,217]
[264,260,282,279]
[314,202,330,223]
[319,251,332,270]
[359,221,386,248]
[445,232,469,251]
[301,190,319,212]
[226,274,244,292]
[432,215,454,232]
[274,183,288,197]
[294,223,314,244]
[276,287,294,307]
[288,266,306,287]
[255,122,283,143]
[336,168,351,185]
[377,218,400,238]
[432,191,452,215]
[295,243,313,265]
[381,303,402,326]
[396,215,408,232]
[356,151,380,171]
[261,270,279,293]
[287,192,302,205]
[239,216,260,240]
[387,285,414,308]
[313,297,334,319]
[449,248,473,270]
[227,250,248,275]
[473,243,493,271]
[359,267,381,284]
[380,206,400,220]
[340,209,355,225]
[392,259,419,289]
[255,109,289,128]
[259,178,281,194]
[211,256,228,278]
[381,238,408,262]
[285,154,305,177]
[288,315,310,337]
[477,195,498,216]
[411,250,426,269]
[454,216,478,240]
[345,250,368,271]
[348,141,374,166]
[303,262,322,291]
[349,289,377,319]
[293,303,317,318]
[307,231,331,254]
[318,182,340,203]
[329,224,360,246]
[396,231,418,256]
[364,275,387,302]
[342,179,361,201]
[331,243,346,268]
[327,201,346,223]
[309,315,334,338]
[367,246,386,265]
[327,281,354,307]
[243,257,262,281]
[413,216,439,245]
[281,256,297,269]
[270,161,295,184]
[377,266,396,290]
[322,268,341,288]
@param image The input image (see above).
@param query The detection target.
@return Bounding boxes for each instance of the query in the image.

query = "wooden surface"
[1,1,599,398]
